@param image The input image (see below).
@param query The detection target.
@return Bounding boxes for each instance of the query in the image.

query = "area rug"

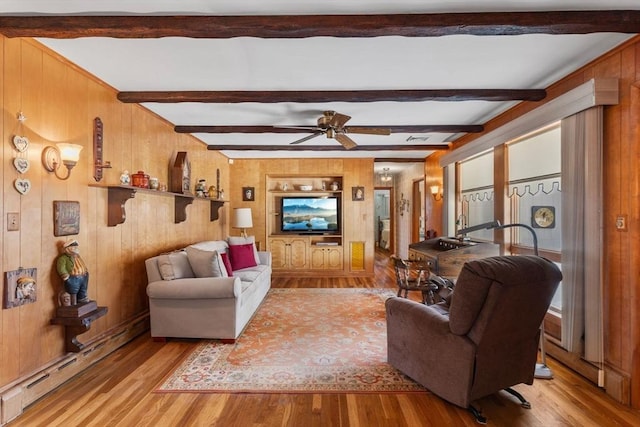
[156,288,426,393]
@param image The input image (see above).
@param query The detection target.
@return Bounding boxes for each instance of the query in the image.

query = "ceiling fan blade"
[335,133,357,150]
[344,126,391,136]
[289,131,324,145]
[274,125,319,131]
[329,112,351,129]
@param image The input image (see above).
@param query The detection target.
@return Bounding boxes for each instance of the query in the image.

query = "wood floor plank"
[7,249,640,426]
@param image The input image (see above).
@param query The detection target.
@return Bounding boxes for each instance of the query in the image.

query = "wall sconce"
[42,143,83,180]
[430,185,443,201]
[233,207,253,238]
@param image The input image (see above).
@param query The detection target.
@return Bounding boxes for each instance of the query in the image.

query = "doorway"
[412,179,426,243]
[374,187,394,253]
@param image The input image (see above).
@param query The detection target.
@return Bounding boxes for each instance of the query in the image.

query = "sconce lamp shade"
[57,143,83,164]
[233,208,253,237]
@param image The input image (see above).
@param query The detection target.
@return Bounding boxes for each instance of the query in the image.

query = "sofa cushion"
[229,243,258,271]
[185,246,228,278]
[228,235,260,265]
[158,250,194,280]
[233,264,270,282]
[189,240,229,253]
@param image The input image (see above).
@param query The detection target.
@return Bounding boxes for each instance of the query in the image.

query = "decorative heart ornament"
[13,158,30,174]
[12,135,29,152]
[14,178,31,195]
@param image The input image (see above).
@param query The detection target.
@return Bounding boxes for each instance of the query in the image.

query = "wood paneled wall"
[230,158,375,275]
[439,35,640,407]
[0,36,229,387]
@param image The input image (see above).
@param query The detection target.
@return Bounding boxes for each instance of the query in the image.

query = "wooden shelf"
[89,185,227,226]
[51,306,108,353]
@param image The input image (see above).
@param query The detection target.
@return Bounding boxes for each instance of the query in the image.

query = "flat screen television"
[280,196,340,234]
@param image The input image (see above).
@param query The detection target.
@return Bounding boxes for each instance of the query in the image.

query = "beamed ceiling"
[1,1,638,170]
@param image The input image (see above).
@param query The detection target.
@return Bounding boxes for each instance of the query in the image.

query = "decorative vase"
[131,170,149,188]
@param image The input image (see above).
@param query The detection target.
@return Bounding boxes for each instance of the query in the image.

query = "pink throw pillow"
[220,252,233,276]
[229,243,258,271]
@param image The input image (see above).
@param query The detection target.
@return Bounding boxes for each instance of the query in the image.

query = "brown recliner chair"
[385,255,562,423]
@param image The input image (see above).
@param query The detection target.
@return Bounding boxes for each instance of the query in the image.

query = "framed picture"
[243,186,255,201]
[3,267,37,309]
[352,186,365,201]
[54,201,80,236]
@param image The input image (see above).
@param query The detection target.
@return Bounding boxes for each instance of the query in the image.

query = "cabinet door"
[310,247,326,269]
[325,247,343,270]
[270,239,289,269]
[289,238,309,269]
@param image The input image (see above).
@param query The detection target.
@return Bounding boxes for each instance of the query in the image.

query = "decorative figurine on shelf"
[195,179,206,197]
[56,240,89,306]
[120,170,130,185]
[208,185,217,199]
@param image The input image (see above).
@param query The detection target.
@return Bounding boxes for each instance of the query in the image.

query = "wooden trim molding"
[440,78,619,166]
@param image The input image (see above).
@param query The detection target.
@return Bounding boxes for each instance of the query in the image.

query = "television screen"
[281,196,339,233]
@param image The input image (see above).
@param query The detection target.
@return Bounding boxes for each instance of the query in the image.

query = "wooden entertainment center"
[266,175,346,275]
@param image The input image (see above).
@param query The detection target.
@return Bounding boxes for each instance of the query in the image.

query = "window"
[506,124,562,312]
[459,150,494,241]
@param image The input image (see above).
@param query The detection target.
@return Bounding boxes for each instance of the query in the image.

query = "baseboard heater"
[0,313,149,425]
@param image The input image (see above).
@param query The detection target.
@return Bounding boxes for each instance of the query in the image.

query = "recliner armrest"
[146,277,240,299]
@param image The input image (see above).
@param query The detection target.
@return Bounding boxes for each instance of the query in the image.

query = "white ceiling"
[2,1,637,174]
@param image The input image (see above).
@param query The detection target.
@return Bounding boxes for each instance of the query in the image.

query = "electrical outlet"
[615,214,627,231]
[7,212,19,231]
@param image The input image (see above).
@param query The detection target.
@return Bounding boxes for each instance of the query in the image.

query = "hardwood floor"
[8,249,640,426]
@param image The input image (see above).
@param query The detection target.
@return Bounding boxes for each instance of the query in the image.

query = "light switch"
[615,215,627,231]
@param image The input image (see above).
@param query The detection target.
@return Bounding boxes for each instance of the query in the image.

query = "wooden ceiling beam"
[119,89,545,103]
[175,125,484,134]
[206,144,449,151]
[1,11,638,39]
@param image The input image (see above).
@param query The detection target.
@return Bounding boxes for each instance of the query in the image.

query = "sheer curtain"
[561,106,603,363]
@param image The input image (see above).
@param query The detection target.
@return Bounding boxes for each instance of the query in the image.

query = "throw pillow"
[220,252,233,276]
[228,235,261,265]
[157,255,175,280]
[158,250,195,279]
[185,246,227,278]
[229,243,258,271]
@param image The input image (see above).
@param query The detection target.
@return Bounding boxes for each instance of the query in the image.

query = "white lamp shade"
[57,143,83,162]
[233,208,253,229]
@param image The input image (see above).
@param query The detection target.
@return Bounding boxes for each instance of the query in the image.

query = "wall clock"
[531,205,556,228]
[170,151,191,194]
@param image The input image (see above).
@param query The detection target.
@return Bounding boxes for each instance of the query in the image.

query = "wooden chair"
[390,255,439,305]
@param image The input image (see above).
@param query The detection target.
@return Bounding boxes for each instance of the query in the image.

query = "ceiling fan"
[285,111,391,150]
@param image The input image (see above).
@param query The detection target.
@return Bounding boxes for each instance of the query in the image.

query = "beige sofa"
[145,239,271,341]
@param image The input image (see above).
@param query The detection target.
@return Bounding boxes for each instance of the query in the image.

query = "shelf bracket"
[210,200,225,221]
[107,186,136,227]
[175,195,194,223]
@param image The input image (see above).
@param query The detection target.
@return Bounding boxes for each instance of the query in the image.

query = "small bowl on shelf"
[299,185,313,191]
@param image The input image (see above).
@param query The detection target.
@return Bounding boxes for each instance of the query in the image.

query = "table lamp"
[233,208,253,238]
